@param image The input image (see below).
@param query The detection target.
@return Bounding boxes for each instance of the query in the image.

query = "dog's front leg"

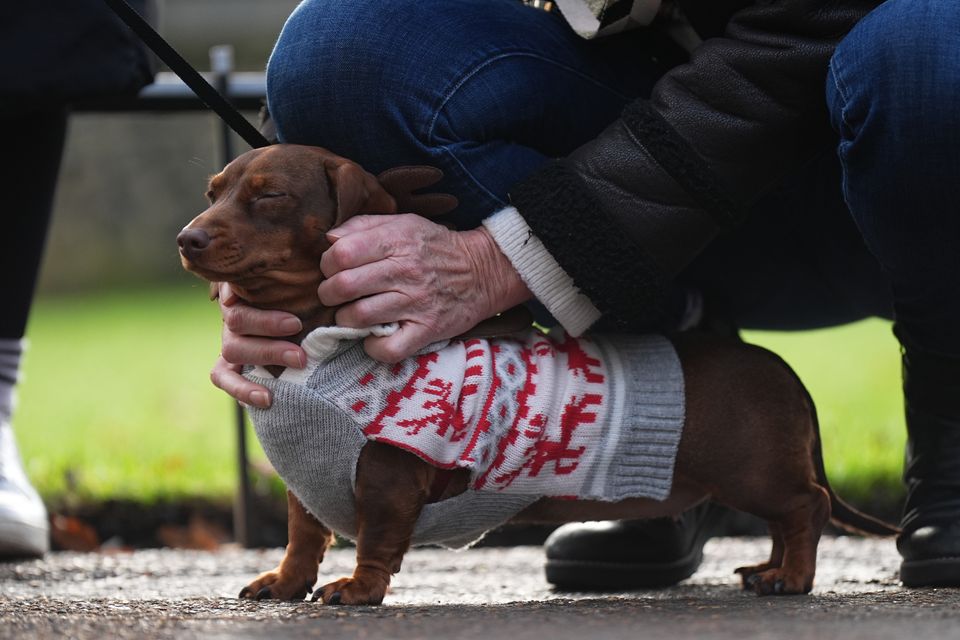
[240,490,333,601]
[313,442,432,605]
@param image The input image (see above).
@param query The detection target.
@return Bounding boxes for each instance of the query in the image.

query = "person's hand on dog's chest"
[318,214,531,363]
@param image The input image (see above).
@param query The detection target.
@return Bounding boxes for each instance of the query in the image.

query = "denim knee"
[825,0,960,355]
[266,0,573,159]
[265,0,644,227]
[266,0,557,216]
[827,0,960,146]
[266,0,422,155]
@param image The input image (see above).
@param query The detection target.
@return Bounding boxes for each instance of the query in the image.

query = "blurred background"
[38,0,299,294]
[17,0,907,549]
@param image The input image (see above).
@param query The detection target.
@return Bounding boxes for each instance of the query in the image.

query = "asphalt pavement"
[2,536,959,639]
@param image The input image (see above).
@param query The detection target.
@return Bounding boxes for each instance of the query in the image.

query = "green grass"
[743,323,906,504]
[15,286,906,506]
[17,284,266,504]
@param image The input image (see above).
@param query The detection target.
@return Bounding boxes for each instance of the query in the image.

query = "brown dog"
[178,143,897,606]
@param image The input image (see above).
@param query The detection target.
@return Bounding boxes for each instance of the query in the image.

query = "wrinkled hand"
[210,283,306,408]
[319,214,530,363]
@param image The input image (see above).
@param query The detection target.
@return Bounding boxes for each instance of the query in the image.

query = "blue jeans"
[267,0,960,358]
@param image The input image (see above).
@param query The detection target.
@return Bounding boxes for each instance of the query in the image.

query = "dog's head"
[177,144,456,318]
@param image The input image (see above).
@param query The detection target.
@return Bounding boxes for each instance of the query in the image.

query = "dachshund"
[178,143,897,606]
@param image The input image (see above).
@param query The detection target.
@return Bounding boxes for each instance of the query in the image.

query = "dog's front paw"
[239,567,317,601]
[312,576,388,606]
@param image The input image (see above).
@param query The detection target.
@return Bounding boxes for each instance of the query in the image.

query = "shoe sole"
[0,521,49,559]
[545,546,703,590]
[900,557,960,588]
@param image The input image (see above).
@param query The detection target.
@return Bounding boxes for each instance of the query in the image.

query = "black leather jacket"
[510,0,884,331]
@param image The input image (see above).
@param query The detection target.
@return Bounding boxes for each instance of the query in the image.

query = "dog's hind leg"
[738,484,831,595]
[240,491,334,601]
[734,522,785,588]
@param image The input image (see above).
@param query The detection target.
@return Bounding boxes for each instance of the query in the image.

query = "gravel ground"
[2,537,959,639]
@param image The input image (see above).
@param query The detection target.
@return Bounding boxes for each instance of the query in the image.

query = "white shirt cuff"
[482,206,601,337]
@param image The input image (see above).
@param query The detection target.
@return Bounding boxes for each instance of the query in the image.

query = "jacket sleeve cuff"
[482,206,601,337]
[508,160,671,332]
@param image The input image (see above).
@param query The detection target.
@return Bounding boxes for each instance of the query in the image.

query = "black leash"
[102,0,271,149]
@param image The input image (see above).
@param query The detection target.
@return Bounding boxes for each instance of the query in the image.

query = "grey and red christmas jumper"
[246,325,685,549]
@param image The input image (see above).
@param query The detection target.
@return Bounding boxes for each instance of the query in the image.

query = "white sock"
[0,338,23,422]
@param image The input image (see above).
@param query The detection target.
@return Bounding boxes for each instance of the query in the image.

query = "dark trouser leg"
[824,0,960,587]
[2,107,64,419]
[0,107,64,559]
[2,107,65,420]
[2,108,65,340]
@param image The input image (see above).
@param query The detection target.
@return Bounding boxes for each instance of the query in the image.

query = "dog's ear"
[378,166,459,219]
[324,159,396,225]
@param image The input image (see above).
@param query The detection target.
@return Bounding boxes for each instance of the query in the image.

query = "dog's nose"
[177,228,211,258]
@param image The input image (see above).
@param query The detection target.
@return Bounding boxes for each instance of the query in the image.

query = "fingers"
[219,297,305,369]
[320,232,389,280]
[334,291,411,328]
[221,330,306,369]
[221,300,303,339]
[363,323,432,364]
[318,260,405,307]
[326,213,396,240]
[210,355,272,408]
[218,282,239,307]
[320,215,411,278]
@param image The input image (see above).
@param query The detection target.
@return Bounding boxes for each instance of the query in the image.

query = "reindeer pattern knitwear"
[245,325,685,549]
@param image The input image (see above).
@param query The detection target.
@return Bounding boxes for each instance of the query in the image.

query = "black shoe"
[544,502,727,590]
[896,346,960,587]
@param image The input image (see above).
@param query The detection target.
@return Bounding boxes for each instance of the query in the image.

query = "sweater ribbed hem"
[483,206,601,337]
[585,334,684,501]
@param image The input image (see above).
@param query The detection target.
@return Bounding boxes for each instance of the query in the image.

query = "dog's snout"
[177,228,211,258]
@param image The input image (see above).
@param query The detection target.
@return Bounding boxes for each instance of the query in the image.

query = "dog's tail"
[798,372,901,537]
[812,433,901,537]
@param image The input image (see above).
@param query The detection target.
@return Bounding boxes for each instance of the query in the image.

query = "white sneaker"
[0,420,48,558]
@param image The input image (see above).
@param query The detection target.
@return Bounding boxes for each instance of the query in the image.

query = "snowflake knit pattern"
[245,325,685,549]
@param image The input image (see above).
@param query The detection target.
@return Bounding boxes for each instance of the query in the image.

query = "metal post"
[232,399,253,547]
[210,45,236,171]
[210,44,254,548]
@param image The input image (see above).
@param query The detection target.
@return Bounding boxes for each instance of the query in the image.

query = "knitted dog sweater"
[246,325,685,549]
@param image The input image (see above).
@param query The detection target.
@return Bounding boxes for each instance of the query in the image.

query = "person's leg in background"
[0,108,65,558]
[827,0,960,587]
[266,0,726,589]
